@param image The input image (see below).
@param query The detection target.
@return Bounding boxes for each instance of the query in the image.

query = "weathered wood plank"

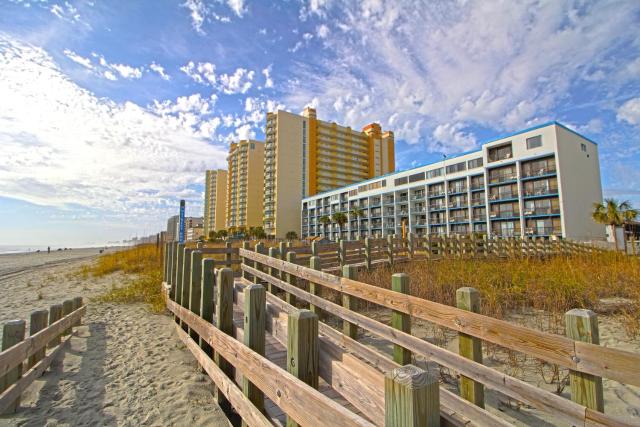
[167,299,374,427]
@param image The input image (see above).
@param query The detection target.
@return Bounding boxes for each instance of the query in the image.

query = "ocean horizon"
[0,244,119,255]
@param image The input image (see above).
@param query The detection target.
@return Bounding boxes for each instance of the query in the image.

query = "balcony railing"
[429,204,446,210]
[411,194,425,200]
[449,201,467,209]
[524,187,559,197]
[523,207,560,216]
[489,192,518,201]
[489,173,517,184]
[489,210,520,219]
[522,167,557,178]
[470,182,485,190]
[450,216,469,223]
[525,227,562,235]
[448,187,467,194]
[428,190,445,197]
[471,198,485,206]
[472,215,486,222]
[488,152,513,162]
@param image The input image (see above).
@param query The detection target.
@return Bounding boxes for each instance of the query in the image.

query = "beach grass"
[358,251,640,336]
[84,244,165,312]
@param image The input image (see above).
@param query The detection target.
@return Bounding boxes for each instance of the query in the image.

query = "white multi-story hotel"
[301,122,605,241]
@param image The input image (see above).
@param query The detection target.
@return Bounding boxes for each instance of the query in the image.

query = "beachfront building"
[301,122,605,241]
[203,169,228,238]
[166,215,179,242]
[226,140,265,231]
[263,107,395,239]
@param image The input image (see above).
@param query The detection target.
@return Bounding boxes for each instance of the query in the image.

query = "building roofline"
[305,121,598,199]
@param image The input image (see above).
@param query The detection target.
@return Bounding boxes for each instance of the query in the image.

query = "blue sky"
[1,0,639,246]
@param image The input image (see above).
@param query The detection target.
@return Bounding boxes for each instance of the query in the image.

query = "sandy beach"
[0,250,229,426]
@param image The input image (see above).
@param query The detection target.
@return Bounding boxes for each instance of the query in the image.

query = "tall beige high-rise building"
[203,169,227,238]
[226,140,265,231]
[263,107,395,238]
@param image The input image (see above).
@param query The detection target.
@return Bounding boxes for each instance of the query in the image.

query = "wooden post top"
[387,364,433,389]
[289,309,317,322]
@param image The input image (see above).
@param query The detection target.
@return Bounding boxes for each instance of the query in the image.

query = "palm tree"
[350,208,365,221]
[217,229,228,239]
[285,231,298,240]
[592,199,638,249]
[318,215,331,237]
[332,212,348,238]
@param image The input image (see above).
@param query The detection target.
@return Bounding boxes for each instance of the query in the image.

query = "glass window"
[581,143,587,152]
[468,158,483,169]
[426,168,443,179]
[408,172,425,183]
[526,135,542,149]
[446,162,466,174]
[394,176,408,186]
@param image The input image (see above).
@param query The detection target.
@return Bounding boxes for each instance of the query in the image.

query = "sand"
[0,249,229,426]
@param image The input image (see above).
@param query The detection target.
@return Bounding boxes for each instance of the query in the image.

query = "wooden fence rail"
[162,238,636,426]
[0,298,85,414]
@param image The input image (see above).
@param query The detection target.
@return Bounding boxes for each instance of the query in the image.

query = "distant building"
[203,169,228,238]
[186,225,204,242]
[302,122,605,242]
[263,107,395,239]
[226,140,265,231]
[166,215,203,242]
[166,215,179,242]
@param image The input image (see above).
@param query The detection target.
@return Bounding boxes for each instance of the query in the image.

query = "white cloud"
[103,70,117,81]
[182,0,207,34]
[316,24,330,39]
[63,49,93,69]
[50,2,82,24]
[432,123,477,154]
[182,0,247,33]
[181,61,216,84]
[0,35,227,220]
[110,63,143,79]
[617,98,640,126]
[262,65,273,88]
[285,1,640,153]
[226,0,246,17]
[217,68,254,94]
[149,62,170,80]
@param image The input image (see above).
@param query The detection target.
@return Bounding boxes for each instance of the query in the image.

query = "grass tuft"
[83,244,165,312]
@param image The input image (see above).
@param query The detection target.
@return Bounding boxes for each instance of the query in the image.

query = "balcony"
[449,201,467,209]
[488,173,517,185]
[411,194,425,201]
[414,220,428,226]
[384,210,395,217]
[489,192,519,202]
[412,207,426,213]
[523,207,560,216]
[471,198,485,206]
[489,210,520,220]
[525,227,562,236]
[429,204,446,211]
[472,215,486,222]
[449,216,469,224]
[470,181,485,191]
[523,187,559,198]
[429,217,445,225]
[398,197,408,203]
[522,167,557,179]
[428,190,445,198]
[448,187,467,195]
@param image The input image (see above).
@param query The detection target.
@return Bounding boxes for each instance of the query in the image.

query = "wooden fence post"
[200,258,215,357]
[225,241,232,267]
[456,287,484,408]
[48,304,63,348]
[215,268,235,411]
[364,237,372,271]
[385,364,440,427]
[62,299,73,335]
[565,309,604,412]
[242,241,251,281]
[163,242,168,282]
[28,310,48,369]
[285,252,297,306]
[342,264,358,339]
[254,242,265,285]
[392,274,411,365]
[72,297,83,326]
[0,320,26,414]
[189,250,203,342]
[287,309,319,427]
[180,248,193,331]
[386,235,394,266]
[267,247,279,294]
[174,243,185,301]
[279,242,287,281]
[243,284,266,423]
[167,242,173,288]
[339,239,345,267]
[311,240,318,257]
[309,256,322,317]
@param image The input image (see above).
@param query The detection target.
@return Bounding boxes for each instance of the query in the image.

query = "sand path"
[0,251,229,426]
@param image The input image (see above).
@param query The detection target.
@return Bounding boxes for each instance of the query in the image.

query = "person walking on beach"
[47,246,50,254]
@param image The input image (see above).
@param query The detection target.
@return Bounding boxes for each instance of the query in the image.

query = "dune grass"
[83,244,165,312]
[358,251,640,337]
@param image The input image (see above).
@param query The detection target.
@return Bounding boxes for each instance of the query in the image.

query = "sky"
[1,0,639,247]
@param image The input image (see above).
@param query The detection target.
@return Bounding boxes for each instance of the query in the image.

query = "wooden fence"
[163,241,638,426]
[0,297,85,414]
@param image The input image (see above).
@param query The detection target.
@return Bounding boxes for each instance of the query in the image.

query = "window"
[446,161,466,174]
[426,168,443,179]
[394,176,408,186]
[526,135,542,149]
[581,143,587,152]
[468,158,483,169]
[408,172,425,183]
[250,143,255,149]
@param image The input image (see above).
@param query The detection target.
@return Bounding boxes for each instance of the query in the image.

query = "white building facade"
[301,122,605,241]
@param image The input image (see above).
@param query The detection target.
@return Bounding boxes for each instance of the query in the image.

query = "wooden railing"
[0,297,85,414]
[163,240,637,426]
